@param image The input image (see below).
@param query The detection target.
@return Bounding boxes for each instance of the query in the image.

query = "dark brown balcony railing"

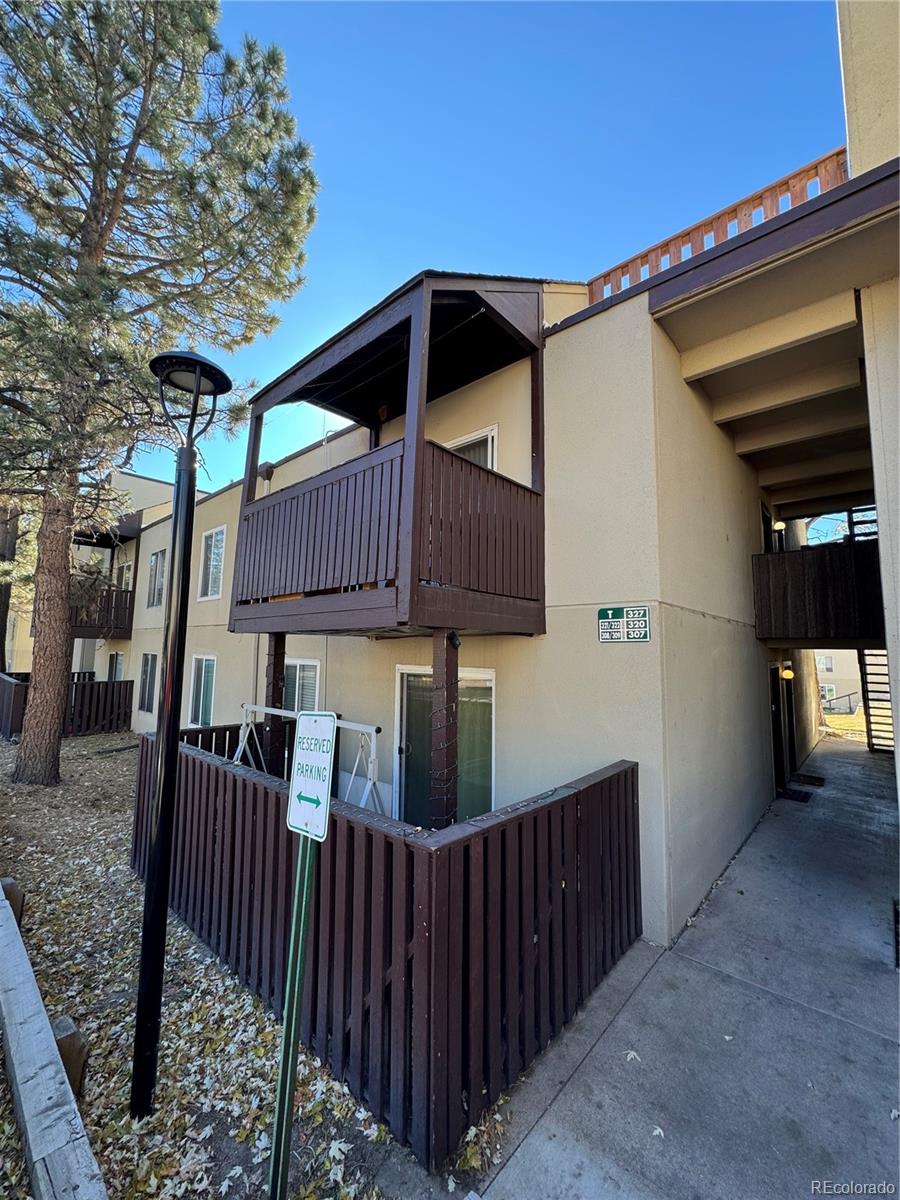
[753,540,885,644]
[230,440,545,635]
[69,585,135,639]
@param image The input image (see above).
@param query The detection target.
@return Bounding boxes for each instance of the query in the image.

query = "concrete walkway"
[477,736,899,1200]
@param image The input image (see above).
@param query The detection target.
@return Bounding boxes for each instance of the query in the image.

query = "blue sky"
[132,0,846,491]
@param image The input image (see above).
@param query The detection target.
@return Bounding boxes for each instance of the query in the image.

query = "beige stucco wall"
[538,295,669,941]
[838,0,900,176]
[380,358,533,487]
[791,648,823,767]
[650,321,775,935]
[542,282,590,328]
[111,470,174,513]
[860,279,900,768]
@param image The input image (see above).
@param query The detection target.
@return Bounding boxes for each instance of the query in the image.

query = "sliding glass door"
[398,669,493,827]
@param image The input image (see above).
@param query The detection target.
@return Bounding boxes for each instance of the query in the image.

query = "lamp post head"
[149,350,232,397]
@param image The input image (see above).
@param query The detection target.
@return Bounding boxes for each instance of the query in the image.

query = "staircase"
[849,504,878,542]
[859,648,894,753]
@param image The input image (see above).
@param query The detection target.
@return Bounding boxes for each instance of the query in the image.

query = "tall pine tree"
[0,0,317,782]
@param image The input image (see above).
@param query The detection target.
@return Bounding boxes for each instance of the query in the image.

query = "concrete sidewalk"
[477,736,899,1200]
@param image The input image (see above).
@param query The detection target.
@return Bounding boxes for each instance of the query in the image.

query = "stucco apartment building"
[4,469,176,678]
[11,2,899,951]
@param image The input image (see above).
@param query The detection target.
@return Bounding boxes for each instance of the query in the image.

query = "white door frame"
[392,663,496,822]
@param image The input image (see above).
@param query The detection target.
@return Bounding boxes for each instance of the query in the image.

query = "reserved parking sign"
[286,711,337,841]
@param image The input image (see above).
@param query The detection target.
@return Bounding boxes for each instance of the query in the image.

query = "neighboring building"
[816,649,862,711]
[12,4,900,955]
[4,470,176,676]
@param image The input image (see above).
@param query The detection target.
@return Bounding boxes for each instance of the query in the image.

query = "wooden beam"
[765,469,875,506]
[681,291,857,381]
[530,347,545,494]
[263,632,287,774]
[397,281,431,625]
[251,290,417,416]
[430,630,458,829]
[0,889,108,1199]
[712,359,861,423]
[775,488,876,521]
[733,394,868,455]
[757,448,872,487]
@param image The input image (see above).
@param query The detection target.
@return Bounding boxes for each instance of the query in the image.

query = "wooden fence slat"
[130,739,641,1173]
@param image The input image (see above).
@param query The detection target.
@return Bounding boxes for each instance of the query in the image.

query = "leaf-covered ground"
[0,733,395,1199]
[0,733,507,1199]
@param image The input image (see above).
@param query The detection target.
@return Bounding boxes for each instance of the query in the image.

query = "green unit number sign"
[598,605,651,642]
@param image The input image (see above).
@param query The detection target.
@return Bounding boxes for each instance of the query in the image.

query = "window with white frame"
[819,684,836,702]
[189,655,216,726]
[446,425,497,470]
[107,651,124,682]
[283,659,320,713]
[138,653,157,713]
[198,526,226,600]
[816,655,834,673]
[147,548,166,608]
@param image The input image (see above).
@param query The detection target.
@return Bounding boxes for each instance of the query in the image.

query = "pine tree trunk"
[12,488,74,785]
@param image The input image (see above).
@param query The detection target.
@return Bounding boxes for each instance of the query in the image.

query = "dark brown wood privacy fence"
[0,672,132,739]
[0,673,28,739]
[131,738,641,1169]
[421,442,543,601]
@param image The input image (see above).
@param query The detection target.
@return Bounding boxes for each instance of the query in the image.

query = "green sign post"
[598,605,651,642]
[268,712,337,1200]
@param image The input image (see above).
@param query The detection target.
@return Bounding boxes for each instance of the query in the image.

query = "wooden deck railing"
[69,585,135,639]
[234,440,544,608]
[588,147,848,303]
[421,441,544,601]
[752,540,885,643]
[0,672,132,739]
[131,738,641,1169]
[233,440,403,605]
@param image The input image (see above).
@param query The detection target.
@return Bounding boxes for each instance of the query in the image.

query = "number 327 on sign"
[598,605,651,642]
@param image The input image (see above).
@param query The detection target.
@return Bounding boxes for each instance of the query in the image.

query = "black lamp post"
[130,350,232,1119]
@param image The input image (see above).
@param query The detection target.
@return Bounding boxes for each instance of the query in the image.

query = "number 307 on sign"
[597,605,651,642]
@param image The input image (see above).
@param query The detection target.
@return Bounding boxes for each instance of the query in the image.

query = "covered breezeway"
[450,735,898,1200]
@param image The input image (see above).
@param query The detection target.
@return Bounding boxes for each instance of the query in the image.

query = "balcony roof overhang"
[250,271,549,427]
[73,510,144,549]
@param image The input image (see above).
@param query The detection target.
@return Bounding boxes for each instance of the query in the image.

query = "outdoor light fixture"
[131,350,232,1120]
[781,668,795,680]
[772,520,786,531]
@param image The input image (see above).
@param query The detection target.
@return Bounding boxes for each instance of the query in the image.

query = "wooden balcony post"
[430,629,458,829]
[264,632,287,777]
[530,346,544,494]
[397,282,431,625]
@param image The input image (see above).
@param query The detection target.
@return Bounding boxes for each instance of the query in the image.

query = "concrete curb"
[0,885,107,1199]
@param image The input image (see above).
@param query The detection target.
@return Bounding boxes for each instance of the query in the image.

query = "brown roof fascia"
[546,157,899,337]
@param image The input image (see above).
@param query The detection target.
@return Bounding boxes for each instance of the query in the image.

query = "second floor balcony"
[230,272,547,638]
[752,538,885,647]
[230,437,544,636]
[69,584,135,640]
